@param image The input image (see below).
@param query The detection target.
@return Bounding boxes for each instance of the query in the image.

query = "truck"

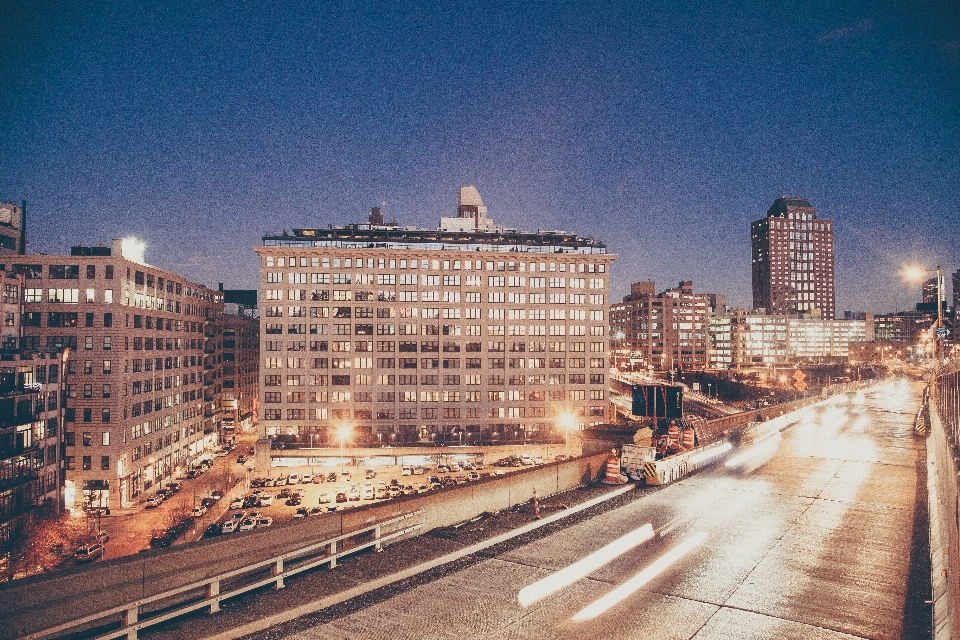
[620,444,658,482]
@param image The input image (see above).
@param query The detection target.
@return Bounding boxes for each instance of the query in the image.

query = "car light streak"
[571,531,708,622]
[518,523,654,607]
[724,432,781,469]
[688,441,732,465]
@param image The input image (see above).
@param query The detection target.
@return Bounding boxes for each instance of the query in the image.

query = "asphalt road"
[231,380,929,640]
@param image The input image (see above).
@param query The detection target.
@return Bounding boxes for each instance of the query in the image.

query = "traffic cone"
[601,450,626,485]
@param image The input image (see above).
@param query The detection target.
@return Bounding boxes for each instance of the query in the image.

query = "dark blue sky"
[3,1,958,312]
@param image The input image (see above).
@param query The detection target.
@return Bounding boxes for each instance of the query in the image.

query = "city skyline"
[3,2,958,314]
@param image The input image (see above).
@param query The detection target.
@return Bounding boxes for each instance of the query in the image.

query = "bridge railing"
[928,363,960,640]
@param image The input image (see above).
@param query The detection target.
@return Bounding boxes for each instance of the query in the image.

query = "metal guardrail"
[22,510,425,640]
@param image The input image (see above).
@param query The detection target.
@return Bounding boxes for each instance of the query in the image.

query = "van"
[75,542,104,563]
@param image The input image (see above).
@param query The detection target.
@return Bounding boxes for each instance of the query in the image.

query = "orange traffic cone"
[601,449,626,484]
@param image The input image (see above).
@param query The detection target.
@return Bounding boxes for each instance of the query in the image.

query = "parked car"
[416,484,429,494]
[401,466,412,476]
[293,507,309,519]
[229,498,243,510]
[259,494,274,506]
[191,505,207,518]
[312,475,323,483]
[236,455,247,464]
[335,492,348,503]
[466,472,481,482]
[231,511,246,521]
[248,510,263,520]
[300,474,313,484]
[144,495,163,508]
[285,495,301,506]
[365,469,377,479]
[326,472,338,482]
[263,478,276,487]
[277,488,292,499]
[319,492,331,504]
[255,517,273,527]
[287,473,300,485]
[375,488,390,500]
[437,464,450,473]
[201,497,217,508]
[238,519,256,531]
[166,482,182,493]
[75,542,105,563]
[309,507,324,516]
[210,490,225,501]
[204,523,221,537]
[362,487,375,500]
[388,486,401,498]
[220,520,237,534]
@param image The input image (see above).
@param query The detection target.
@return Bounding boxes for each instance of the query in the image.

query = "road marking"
[204,484,636,640]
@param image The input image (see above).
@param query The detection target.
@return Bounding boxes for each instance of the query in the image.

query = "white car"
[318,492,331,504]
[401,466,412,476]
[229,498,243,510]
[287,473,300,484]
[220,520,237,534]
[258,494,274,506]
[255,517,273,527]
[191,505,207,517]
[238,519,256,531]
[300,474,313,484]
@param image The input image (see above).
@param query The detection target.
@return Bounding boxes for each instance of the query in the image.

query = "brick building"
[9,239,223,511]
[751,197,836,319]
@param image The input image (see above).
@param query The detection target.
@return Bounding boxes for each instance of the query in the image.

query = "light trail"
[518,523,654,607]
[571,531,709,622]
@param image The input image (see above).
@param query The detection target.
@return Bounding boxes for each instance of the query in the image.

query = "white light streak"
[688,441,732,465]
[518,524,654,607]
[571,531,708,622]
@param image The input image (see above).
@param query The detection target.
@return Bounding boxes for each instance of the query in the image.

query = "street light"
[336,424,351,478]
[558,412,577,458]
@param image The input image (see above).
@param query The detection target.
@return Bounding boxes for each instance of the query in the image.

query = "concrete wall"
[928,384,960,640]
[0,453,606,640]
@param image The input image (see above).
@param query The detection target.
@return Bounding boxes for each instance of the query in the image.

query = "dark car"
[326,472,338,482]
[335,492,348,503]
[165,482,182,493]
[236,455,247,464]
[204,523,221,538]
[277,488,292,499]
[200,497,217,508]
[285,495,301,506]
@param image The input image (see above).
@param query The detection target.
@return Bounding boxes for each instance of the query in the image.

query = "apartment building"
[254,188,615,447]
[609,281,711,374]
[219,310,259,434]
[0,352,66,570]
[9,239,223,511]
[751,196,836,319]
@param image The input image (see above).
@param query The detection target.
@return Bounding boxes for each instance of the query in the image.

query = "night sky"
[3,1,958,313]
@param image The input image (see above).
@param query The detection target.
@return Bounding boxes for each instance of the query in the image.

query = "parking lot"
[201,452,555,537]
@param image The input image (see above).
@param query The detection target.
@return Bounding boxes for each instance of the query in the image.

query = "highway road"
[247,379,928,640]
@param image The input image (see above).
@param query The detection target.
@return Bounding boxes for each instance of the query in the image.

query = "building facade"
[751,197,836,319]
[0,352,66,571]
[609,281,710,374]
[219,310,259,435]
[9,239,223,511]
[254,189,615,447]
[708,309,868,369]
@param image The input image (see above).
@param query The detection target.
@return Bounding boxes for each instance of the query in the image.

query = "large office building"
[708,309,868,370]
[9,239,223,511]
[751,197,836,319]
[254,187,615,447]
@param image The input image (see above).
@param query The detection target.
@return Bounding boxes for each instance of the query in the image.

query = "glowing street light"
[559,412,577,457]
[336,424,351,478]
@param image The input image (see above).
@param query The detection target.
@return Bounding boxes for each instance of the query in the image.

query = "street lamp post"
[337,425,350,479]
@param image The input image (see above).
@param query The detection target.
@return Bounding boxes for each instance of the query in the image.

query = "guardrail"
[21,510,425,640]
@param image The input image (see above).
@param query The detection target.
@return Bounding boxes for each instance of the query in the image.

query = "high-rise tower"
[751,196,835,319]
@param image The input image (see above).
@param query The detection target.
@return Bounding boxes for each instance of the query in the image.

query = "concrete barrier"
[0,452,607,640]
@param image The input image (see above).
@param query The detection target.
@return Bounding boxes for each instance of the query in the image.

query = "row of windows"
[263,406,606,420]
[261,339,605,352]
[23,288,114,304]
[262,292,606,305]
[264,388,605,403]
[264,256,608,274]
[264,373,604,386]
[263,357,607,370]
[267,273,605,288]
[261,322,604,337]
